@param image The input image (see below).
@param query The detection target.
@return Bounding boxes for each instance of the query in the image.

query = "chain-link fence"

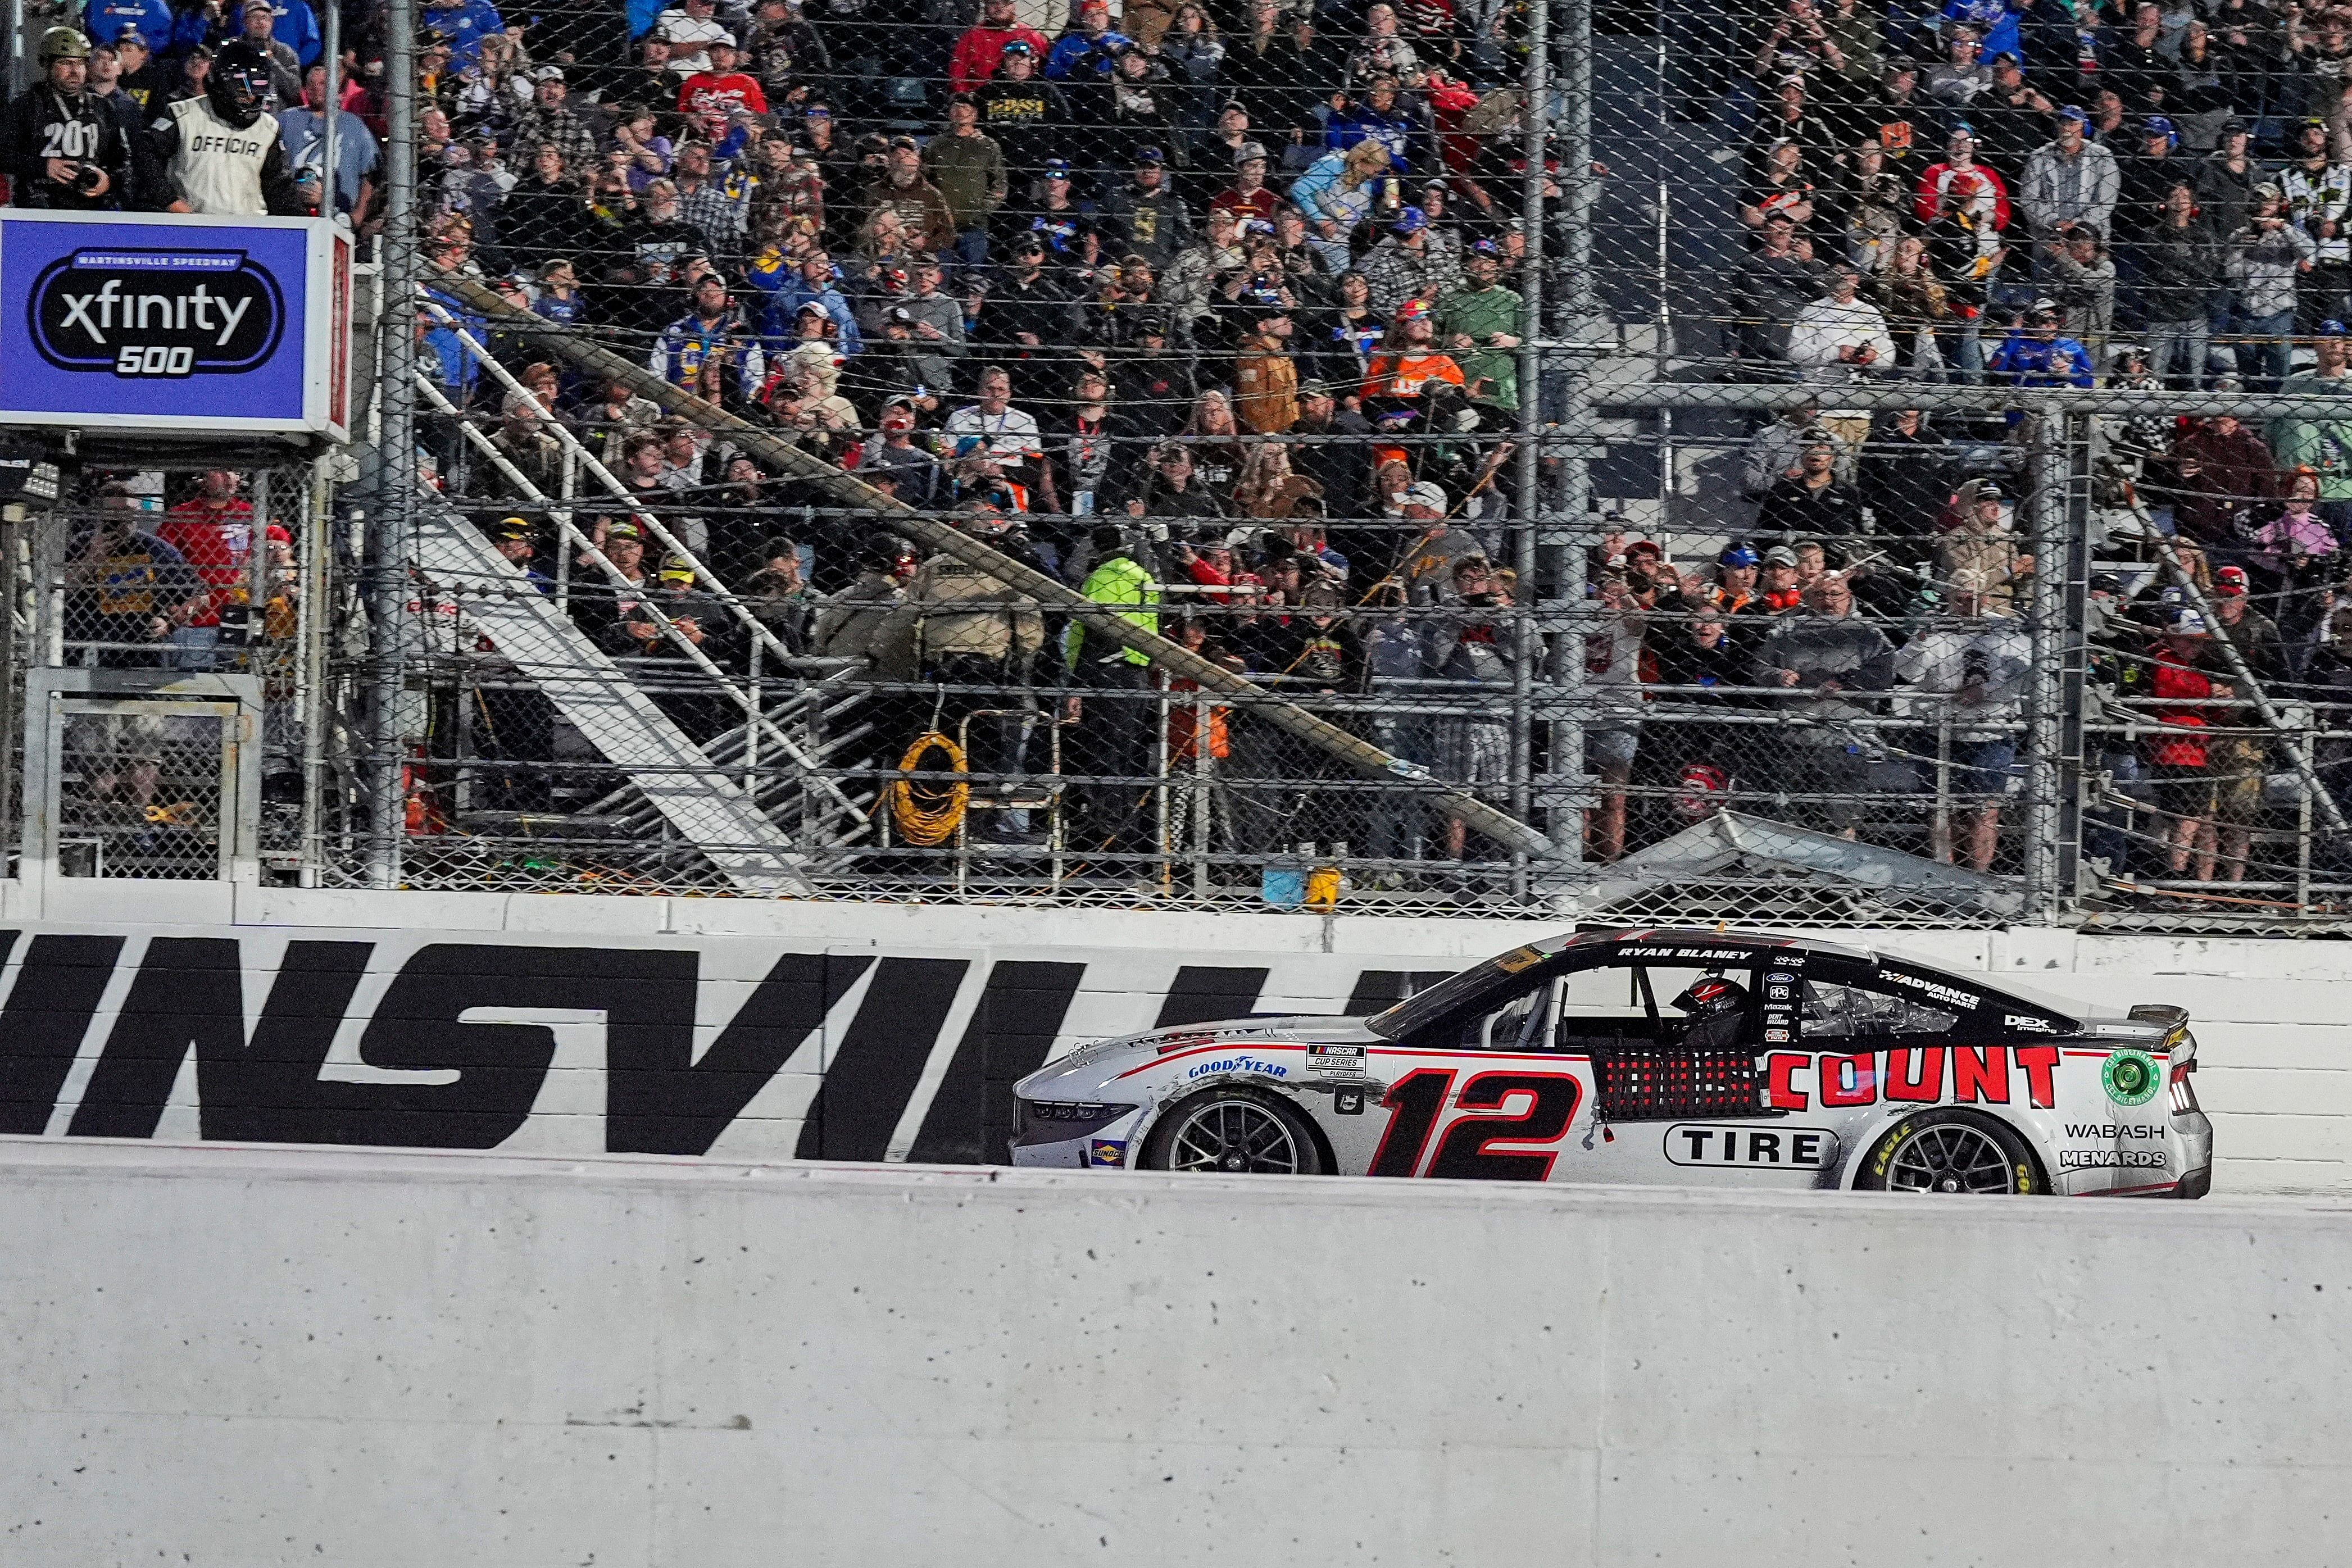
[23,0,2352,928]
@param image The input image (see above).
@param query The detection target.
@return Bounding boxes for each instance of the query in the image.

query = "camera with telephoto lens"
[63,161,103,194]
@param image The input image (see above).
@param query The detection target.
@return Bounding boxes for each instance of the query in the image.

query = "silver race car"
[1012,930,2213,1197]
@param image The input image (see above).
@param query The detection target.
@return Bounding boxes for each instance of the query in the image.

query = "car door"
[1346,960,1595,1181]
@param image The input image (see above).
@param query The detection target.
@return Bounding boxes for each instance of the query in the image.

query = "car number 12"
[1367,1068,1584,1181]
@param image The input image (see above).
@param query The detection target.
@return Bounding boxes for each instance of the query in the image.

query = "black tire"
[1139,1087,1326,1175]
[1854,1108,2042,1195]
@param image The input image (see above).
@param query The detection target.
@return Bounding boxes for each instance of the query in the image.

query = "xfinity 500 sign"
[0,211,348,440]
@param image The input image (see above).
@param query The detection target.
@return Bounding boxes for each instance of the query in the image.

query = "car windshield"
[1365,944,1549,1039]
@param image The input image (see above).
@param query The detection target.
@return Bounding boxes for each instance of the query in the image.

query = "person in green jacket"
[2272,320,2352,530]
[1065,525,1160,850]
[1433,240,1527,411]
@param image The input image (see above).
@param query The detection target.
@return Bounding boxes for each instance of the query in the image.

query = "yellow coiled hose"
[888,731,969,846]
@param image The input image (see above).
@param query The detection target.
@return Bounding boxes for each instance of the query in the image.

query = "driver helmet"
[1673,976,1747,1017]
[210,39,274,128]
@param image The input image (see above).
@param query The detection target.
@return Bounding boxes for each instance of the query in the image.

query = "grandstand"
[7,0,2352,930]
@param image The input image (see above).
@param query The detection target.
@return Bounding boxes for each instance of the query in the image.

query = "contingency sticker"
[2101,1050,2161,1107]
[1088,1139,1128,1167]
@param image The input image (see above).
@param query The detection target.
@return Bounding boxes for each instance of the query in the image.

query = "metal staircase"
[410,492,819,896]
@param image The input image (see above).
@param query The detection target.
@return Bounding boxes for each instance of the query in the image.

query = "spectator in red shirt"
[1209,140,1279,226]
[156,470,287,631]
[947,0,1050,97]
[676,33,766,117]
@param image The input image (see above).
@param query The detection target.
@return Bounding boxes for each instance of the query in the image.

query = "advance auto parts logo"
[28,246,284,380]
[2102,1049,2162,1107]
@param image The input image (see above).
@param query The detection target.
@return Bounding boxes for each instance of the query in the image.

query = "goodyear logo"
[29,247,284,379]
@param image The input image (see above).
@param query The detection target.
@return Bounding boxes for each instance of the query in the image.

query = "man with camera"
[2,28,133,209]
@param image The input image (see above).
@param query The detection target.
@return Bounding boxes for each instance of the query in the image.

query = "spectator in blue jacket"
[422,0,503,65]
[1323,76,1415,172]
[751,249,864,356]
[1987,298,2096,385]
[85,0,172,56]
[652,275,768,399]
[1046,0,1130,80]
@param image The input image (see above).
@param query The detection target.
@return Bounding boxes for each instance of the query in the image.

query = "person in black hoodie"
[1858,407,1955,570]
[496,144,589,274]
[975,231,1071,361]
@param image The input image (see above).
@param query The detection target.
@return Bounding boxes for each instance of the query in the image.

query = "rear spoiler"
[2128,1004,2196,1068]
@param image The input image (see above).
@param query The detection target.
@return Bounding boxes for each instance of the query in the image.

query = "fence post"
[2024,411,2076,923]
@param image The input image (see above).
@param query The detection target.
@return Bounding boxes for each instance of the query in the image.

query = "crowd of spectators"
[30,0,2352,892]
[1719,0,2352,390]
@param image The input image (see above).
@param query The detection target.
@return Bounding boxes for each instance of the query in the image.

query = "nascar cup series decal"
[29,247,284,379]
[2101,1049,2161,1107]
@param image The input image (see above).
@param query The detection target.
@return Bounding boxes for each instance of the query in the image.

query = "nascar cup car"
[1012,930,2212,1197]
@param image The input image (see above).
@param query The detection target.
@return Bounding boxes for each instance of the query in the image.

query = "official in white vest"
[149,39,303,215]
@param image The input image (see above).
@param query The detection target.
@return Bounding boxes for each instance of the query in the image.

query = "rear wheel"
[1855,1109,2040,1195]
[1140,1088,1325,1175]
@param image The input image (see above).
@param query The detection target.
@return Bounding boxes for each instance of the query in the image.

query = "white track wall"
[0,878,2342,1192]
[2,1142,2346,1567]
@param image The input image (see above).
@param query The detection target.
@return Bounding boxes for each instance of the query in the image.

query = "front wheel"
[1854,1109,2041,1195]
[1140,1088,1325,1175]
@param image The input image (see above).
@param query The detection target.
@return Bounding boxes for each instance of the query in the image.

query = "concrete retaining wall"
[2,1140,2345,1566]
[0,880,2342,1192]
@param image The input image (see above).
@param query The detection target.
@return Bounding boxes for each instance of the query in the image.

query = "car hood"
[1020,1014,1383,1100]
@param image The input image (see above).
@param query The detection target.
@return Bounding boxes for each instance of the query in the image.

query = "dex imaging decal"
[29,247,283,379]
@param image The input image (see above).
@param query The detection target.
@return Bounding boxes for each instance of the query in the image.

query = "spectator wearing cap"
[2210,562,2286,691]
[974,39,1074,180]
[1427,553,1522,860]
[1786,263,1896,384]
[1937,479,2032,613]
[859,398,948,510]
[2020,107,2120,241]
[1233,297,1301,433]
[1361,204,1458,317]
[2038,221,2116,354]
[2114,115,2187,256]
[2164,410,2275,550]
[651,274,765,405]
[1047,366,1132,522]
[1045,0,1133,82]
[2166,24,2231,153]
[1210,138,1279,228]
[1987,296,2096,386]
[1101,146,1193,271]
[1744,73,1836,186]
[863,138,957,256]
[1434,241,1525,411]
[1859,407,1955,563]
[1757,427,1867,542]
[1396,481,1482,605]
[1752,544,1807,612]
[1970,53,2051,169]
[2228,184,2316,389]
[1010,158,1100,265]
[2273,321,2352,534]
[677,34,766,116]
[951,0,1052,94]
[922,95,1010,274]
[756,249,862,357]
[980,232,1070,356]
[2275,120,2346,238]
[1741,402,1852,506]
[1896,565,2029,870]
[1062,524,1160,844]
[2138,181,2223,387]
[1753,571,1897,831]
[1360,297,1467,408]
[1708,544,1764,614]
[2193,119,2257,246]
[2143,607,2221,876]
[512,66,597,172]
[1092,47,1187,178]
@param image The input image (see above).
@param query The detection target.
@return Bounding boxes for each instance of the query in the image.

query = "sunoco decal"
[29,247,284,378]
[2102,1050,2161,1107]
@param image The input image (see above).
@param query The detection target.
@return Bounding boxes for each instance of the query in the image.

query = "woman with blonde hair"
[1235,439,1327,520]
[1291,139,1395,272]
[1179,389,1248,496]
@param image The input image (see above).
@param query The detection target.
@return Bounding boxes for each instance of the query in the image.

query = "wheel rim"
[1164,1099,1304,1175]
[1884,1122,2017,1194]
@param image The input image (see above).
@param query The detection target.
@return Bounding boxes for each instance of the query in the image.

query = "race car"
[1012,929,2213,1197]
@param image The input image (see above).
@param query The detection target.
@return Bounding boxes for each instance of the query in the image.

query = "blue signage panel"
[0,211,346,438]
